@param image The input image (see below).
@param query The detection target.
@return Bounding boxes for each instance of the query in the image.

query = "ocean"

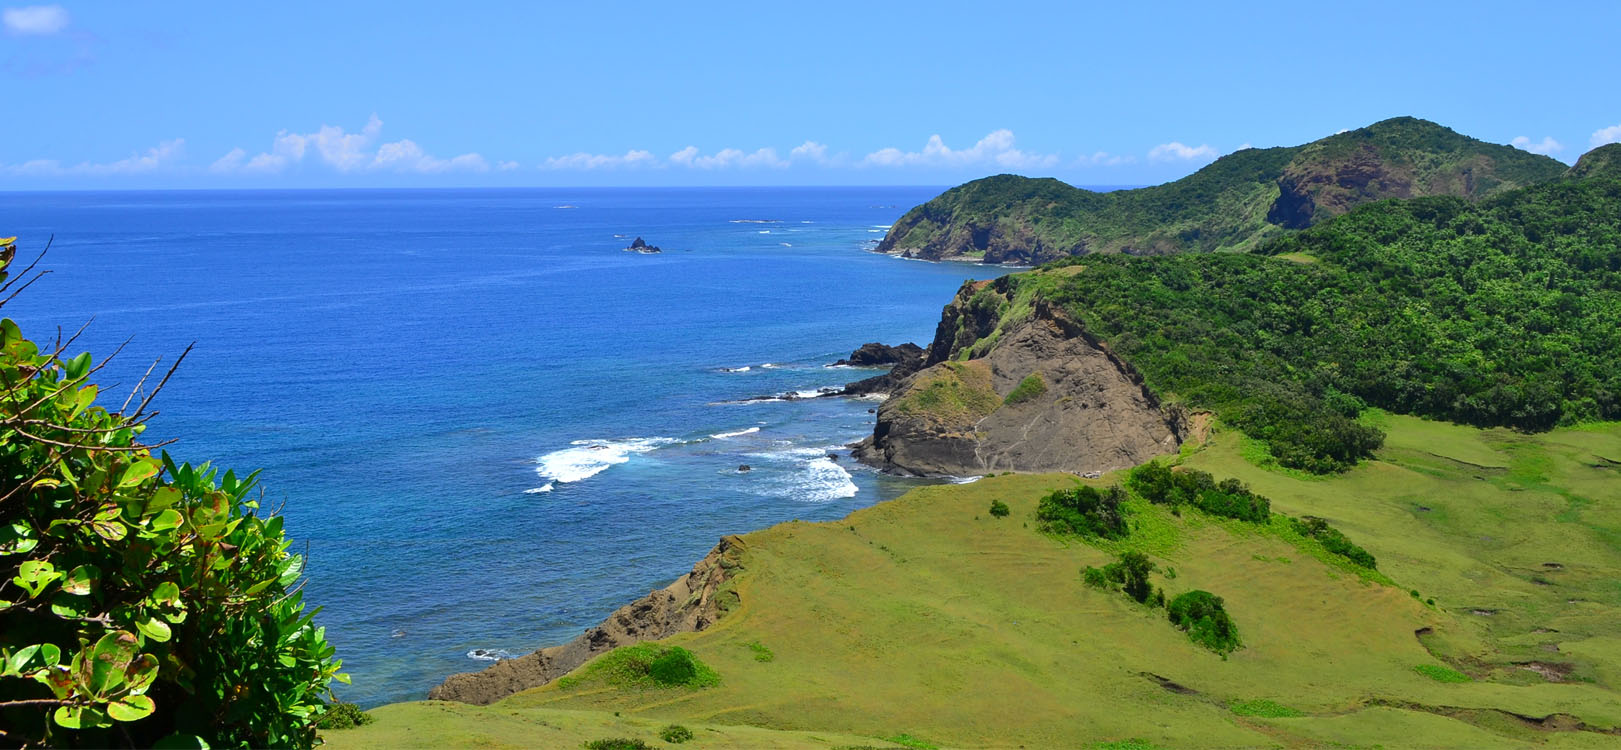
[0,187,1000,707]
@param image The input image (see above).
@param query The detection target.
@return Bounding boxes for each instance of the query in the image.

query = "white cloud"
[1592,123,1621,148]
[670,146,787,169]
[211,115,488,175]
[862,130,1058,170]
[373,139,489,173]
[1074,151,1134,167]
[790,140,830,163]
[496,160,520,171]
[1147,141,1218,163]
[3,4,68,35]
[8,139,185,176]
[1511,135,1563,155]
[541,149,656,170]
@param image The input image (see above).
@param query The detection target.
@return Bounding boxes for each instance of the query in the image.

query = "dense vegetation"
[1127,463,1270,523]
[1291,516,1377,569]
[0,239,341,748]
[1023,175,1621,471]
[1036,485,1128,538]
[878,118,1565,263]
[557,644,719,691]
[1166,591,1240,655]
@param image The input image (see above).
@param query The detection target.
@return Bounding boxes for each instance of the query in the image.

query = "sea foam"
[534,437,675,486]
[711,426,761,439]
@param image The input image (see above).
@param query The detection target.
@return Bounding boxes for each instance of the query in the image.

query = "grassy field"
[328,417,1621,749]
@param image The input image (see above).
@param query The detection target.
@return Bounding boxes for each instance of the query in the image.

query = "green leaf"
[146,486,183,512]
[5,645,40,675]
[125,654,159,693]
[150,509,183,531]
[0,520,37,555]
[61,564,99,596]
[119,460,159,489]
[88,631,138,695]
[50,593,91,618]
[150,580,180,607]
[63,351,92,380]
[14,560,60,597]
[135,616,172,643]
[107,693,155,722]
[54,705,112,729]
[90,516,127,541]
[244,577,277,596]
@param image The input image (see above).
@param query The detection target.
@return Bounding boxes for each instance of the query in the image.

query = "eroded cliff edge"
[429,535,746,705]
[851,276,1186,476]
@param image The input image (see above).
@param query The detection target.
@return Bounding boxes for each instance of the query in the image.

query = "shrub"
[649,647,701,686]
[745,641,774,662]
[1114,551,1156,603]
[1292,516,1377,569]
[1082,565,1110,589]
[659,724,694,744]
[1167,590,1241,654]
[1003,373,1047,405]
[988,499,1010,518]
[584,739,652,750]
[316,700,374,730]
[0,239,341,749]
[1036,485,1128,538]
[1128,463,1269,524]
[576,643,719,690]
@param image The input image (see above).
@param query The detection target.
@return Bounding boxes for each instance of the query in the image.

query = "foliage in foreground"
[0,238,341,748]
[316,700,374,730]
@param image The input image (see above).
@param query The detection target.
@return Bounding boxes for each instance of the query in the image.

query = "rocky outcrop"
[428,535,746,705]
[852,285,1186,477]
[832,342,924,368]
[623,237,662,254]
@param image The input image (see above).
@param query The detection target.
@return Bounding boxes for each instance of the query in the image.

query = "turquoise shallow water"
[0,187,1001,706]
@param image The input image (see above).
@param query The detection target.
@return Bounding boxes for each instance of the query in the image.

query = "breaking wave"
[534,437,676,486]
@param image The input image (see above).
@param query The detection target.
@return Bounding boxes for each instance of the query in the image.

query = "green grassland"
[330,417,1621,749]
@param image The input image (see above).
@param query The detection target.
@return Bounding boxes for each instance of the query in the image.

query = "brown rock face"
[428,536,746,705]
[854,296,1185,477]
[1267,143,1416,229]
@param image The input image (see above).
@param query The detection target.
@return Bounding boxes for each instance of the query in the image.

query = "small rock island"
[622,237,662,254]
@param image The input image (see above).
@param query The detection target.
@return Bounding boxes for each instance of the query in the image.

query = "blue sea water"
[0,187,997,707]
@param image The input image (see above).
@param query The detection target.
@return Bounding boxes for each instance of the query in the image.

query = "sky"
[3,1,1619,189]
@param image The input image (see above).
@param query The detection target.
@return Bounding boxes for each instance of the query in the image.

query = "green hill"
[1567,143,1621,181]
[877,117,1567,263]
[330,416,1621,749]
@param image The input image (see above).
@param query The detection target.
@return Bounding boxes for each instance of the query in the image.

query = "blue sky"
[3,1,1619,189]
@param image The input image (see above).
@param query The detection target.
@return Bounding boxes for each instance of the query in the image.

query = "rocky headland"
[849,276,1187,476]
[429,536,745,705]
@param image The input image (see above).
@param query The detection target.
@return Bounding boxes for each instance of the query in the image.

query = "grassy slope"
[330,418,1621,749]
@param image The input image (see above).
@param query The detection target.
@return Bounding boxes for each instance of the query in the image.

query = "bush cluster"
[1036,485,1128,538]
[988,499,1010,518]
[1167,591,1241,654]
[1128,462,1270,524]
[0,239,341,749]
[1291,516,1377,569]
[658,724,694,743]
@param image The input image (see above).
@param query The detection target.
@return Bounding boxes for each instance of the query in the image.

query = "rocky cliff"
[428,535,746,705]
[852,276,1185,476]
[877,117,1567,263]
